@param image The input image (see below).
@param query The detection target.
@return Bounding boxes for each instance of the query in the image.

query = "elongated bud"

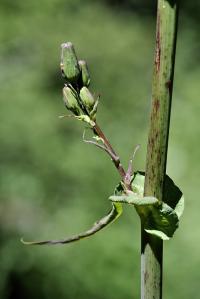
[80,87,96,113]
[78,60,90,87]
[63,86,81,116]
[60,42,80,84]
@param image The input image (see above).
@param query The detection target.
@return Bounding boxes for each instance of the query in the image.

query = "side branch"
[93,123,127,180]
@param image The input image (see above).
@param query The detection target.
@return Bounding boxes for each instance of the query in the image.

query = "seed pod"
[60,42,80,84]
[63,86,81,116]
[80,87,95,113]
[78,60,90,87]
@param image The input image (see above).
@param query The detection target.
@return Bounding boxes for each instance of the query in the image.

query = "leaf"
[174,196,184,219]
[142,202,179,240]
[21,203,122,246]
[130,172,184,240]
[110,172,184,241]
[109,194,158,206]
[163,174,184,219]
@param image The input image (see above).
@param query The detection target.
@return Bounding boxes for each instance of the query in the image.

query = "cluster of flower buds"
[61,42,98,121]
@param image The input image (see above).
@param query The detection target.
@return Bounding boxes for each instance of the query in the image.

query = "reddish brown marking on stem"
[157,149,162,165]
[153,99,160,114]
[150,137,155,148]
[155,14,161,73]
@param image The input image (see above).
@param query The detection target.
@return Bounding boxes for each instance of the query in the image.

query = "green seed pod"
[63,86,81,116]
[80,87,96,113]
[60,42,80,84]
[78,60,90,87]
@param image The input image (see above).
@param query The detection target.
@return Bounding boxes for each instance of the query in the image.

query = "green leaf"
[110,172,184,241]
[174,196,184,219]
[142,202,179,240]
[109,194,158,206]
[163,174,184,219]
[131,171,145,195]
[130,172,184,240]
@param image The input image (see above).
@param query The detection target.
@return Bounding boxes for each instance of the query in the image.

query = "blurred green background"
[0,0,199,298]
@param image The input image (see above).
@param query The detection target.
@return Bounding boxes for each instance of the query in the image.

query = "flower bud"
[78,60,90,87]
[79,87,95,113]
[60,42,80,84]
[63,86,81,115]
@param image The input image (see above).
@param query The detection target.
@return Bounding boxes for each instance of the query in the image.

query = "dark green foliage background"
[0,1,199,298]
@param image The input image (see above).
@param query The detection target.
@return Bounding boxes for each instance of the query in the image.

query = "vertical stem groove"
[141,1,179,298]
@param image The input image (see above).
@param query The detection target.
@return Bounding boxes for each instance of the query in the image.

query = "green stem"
[141,1,179,298]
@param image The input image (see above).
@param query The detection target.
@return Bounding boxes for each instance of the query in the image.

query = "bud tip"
[61,42,73,49]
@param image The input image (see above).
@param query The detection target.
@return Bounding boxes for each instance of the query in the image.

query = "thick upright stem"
[141,1,179,298]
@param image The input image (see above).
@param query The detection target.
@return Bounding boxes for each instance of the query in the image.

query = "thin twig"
[83,131,120,162]
[93,123,127,181]
[124,144,140,186]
